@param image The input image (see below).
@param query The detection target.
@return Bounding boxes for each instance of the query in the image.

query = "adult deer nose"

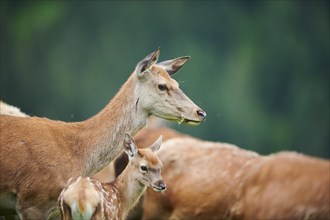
[196,109,207,119]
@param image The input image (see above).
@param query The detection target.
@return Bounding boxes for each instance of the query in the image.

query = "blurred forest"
[0,1,329,158]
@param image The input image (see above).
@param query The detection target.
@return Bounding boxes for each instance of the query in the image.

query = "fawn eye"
[140,165,149,172]
[158,84,168,91]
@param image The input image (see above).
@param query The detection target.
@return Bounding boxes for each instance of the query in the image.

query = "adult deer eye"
[158,84,168,91]
[140,165,149,172]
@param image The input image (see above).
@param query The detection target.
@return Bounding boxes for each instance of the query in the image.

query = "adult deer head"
[134,48,206,126]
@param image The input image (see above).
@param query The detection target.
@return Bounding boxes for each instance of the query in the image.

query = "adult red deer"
[59,133,165,220]
[0,48,206,219]
[140,132,330,220]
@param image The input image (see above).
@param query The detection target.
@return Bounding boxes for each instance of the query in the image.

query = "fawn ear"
[158,56,190,76]
[136,48,160,78]
[150,135,162,152]
[124,133,138,158]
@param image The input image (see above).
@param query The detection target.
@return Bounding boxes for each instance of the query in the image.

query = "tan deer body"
[59,134,165,220]
[236,152,330,219]
[141,133,330,220]
[0,49,206,219]
[142,137,260,220]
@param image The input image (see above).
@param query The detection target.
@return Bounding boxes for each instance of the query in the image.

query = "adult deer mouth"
[155,113,205,126]
[159,116,205,126]
[176,117,205,126]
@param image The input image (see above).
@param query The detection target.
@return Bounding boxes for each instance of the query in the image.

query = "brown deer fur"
[0,49,206,219]
[236,152,330,219]
[139,130,329,220]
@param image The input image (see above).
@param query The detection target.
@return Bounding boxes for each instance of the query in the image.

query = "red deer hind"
[0,48,206,219]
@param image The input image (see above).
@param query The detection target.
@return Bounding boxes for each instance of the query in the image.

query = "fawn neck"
[78,75,148,176]
[111,162,146,214]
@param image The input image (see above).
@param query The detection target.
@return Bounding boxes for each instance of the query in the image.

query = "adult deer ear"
[150,135,162,152]
[136,48,160,78]
[158,56,190,76]
[124,133,138,158]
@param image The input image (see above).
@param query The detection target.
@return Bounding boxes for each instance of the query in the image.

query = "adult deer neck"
[79,74,148,176]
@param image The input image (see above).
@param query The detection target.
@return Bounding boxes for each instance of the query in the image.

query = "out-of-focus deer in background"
[100,123,329,220]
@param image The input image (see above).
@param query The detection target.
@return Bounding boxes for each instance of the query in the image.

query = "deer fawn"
[0,48,206,219]
[93,119,187,183]
[59,133,165,220]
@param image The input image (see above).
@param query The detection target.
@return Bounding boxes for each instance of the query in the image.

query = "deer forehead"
[150,65,179,89]
[138,149,163,169]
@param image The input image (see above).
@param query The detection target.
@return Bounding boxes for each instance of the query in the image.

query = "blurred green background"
[1,1,329,158]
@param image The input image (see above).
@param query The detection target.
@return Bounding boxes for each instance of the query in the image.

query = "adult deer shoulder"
[0,48,206,219]
[59,133,165,220]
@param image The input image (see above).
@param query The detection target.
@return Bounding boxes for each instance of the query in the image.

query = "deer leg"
[16,205,44,220]
[16,196,59,220]
[168,212,182,220]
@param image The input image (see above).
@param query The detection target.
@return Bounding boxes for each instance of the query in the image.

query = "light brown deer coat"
[140,130,329,220]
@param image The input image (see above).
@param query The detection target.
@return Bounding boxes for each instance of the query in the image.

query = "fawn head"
[124,133,166,192]
[134,48,206,126]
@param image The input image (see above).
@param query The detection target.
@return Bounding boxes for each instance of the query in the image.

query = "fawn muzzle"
[152,180,167,192]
